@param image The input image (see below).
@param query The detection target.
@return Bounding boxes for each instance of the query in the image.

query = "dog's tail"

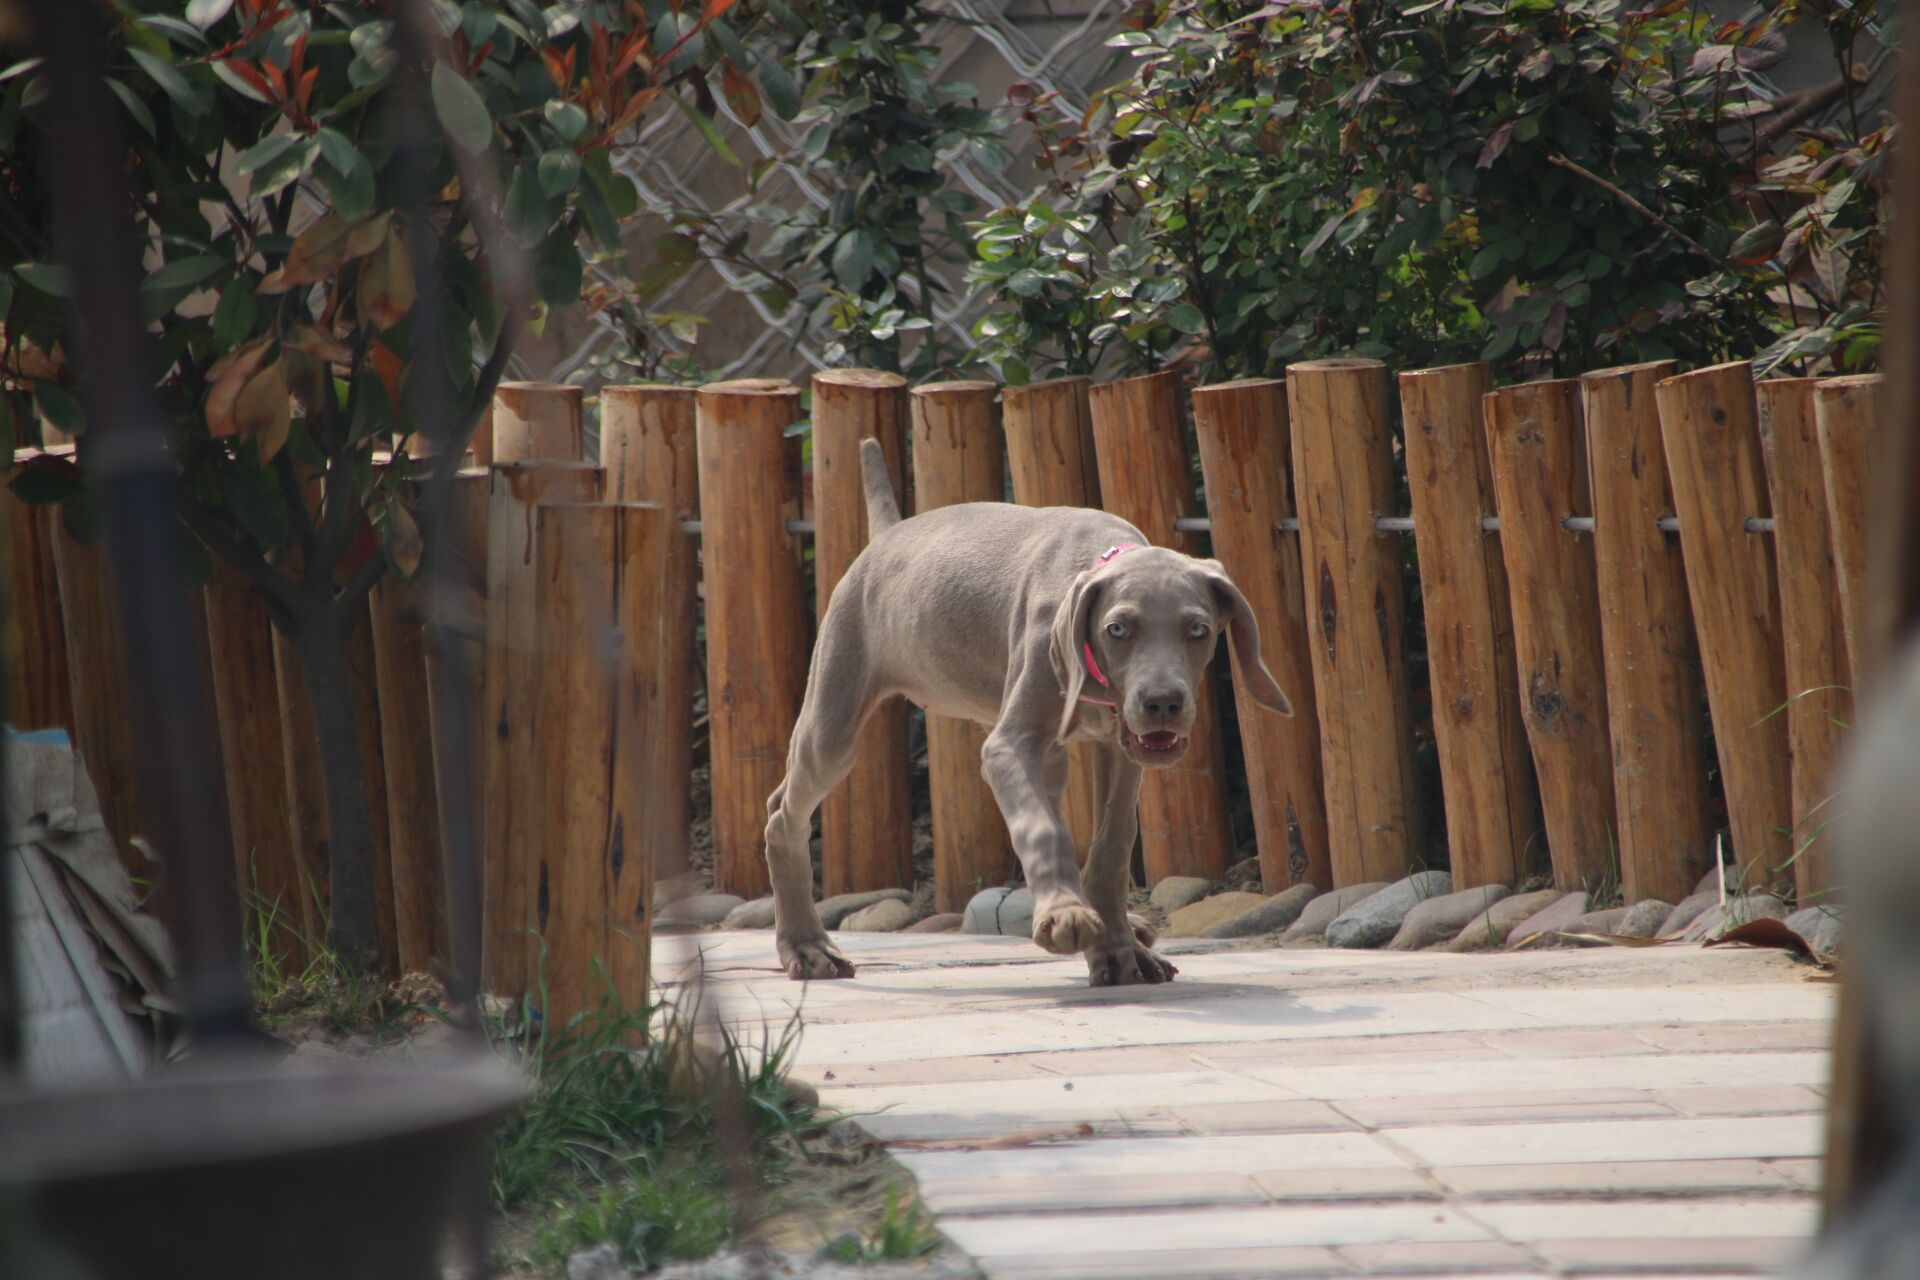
[860,437,903,533]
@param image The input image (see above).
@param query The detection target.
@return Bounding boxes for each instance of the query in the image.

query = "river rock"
[841,898,913,932]
[1785,904,1843,956]
[1282,882,1390,942]
[1203,884,1318,939]
[962,886,1034,937]
[818,888,911,929]
[655,893,744,929]
[1327,872,1453,949]
[1506,891,1590,950]
[722,896,776,929]
[654,876,708,909]
[1387,884,1510,951]
[905,912,963,934]
[1617,899,1673,938]
[1680,892,1788,942]
[1150,876,1213,913]
[1166,892,1269,938]
[1657,890,1722,939]
[1446,889,1563,952]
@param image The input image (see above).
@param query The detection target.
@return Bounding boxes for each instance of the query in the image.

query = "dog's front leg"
[1081,746,1176,986]
[981,726,1103,955]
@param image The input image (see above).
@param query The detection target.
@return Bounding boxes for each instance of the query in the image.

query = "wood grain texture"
[1814,373,1879,683]
[369,573,445,973]
[1484,379,1617,892]
[1756,378,1850,899]
[1191,377,1330,891]
[910,380,1017,909]
[1002,375,1103,858]
[424,468,491,938]
[1088,369,1237,883]
[348,601,398,976]
[2,477,72,731]
[696,380,808,901]
[482,461,603,995]
[810,369,914,894]
[1286,359,1423,885]
[1654,361,1792,888]
[273,627,329,948]
[600,386,699,879]
[492,381,583,462]
[1581,361,1714,904]
[46,507,142,852]
[1399,363,1539,891]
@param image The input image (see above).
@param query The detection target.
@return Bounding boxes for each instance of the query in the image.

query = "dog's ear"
[1199,560,1293,717]
[1049,567,1102,740]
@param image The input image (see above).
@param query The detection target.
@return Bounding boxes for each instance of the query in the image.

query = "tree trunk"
[293,609,382,971]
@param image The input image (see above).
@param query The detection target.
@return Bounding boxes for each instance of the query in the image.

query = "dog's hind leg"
[765,611,881,981]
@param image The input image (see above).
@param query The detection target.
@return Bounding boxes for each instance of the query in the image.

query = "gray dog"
[763,440,1292,986]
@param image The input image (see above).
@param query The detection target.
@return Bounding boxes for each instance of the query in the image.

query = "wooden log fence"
[0,353,1870,999]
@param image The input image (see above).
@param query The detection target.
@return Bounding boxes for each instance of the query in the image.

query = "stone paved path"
[662,931,1835,1279]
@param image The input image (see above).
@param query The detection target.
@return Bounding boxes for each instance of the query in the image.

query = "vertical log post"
[1088,370,1237,883]
[425,467,491,923]
[1581,362,1715,904]
[2,477,72,730]
[1655,362,1793,888]
[46,505,143,849]
[493,381,584,463]
[910,380,1017,908]
[348,602,398,975]
[482,460,603,995]
[696,380,807,902]
[1484,380,1618,892]
[1398,364,1539,891]
[811,370,914,895]
[273,630,329,947]
[532,502,663,1025]
[600,386,699,881]
[1002,376,1103,855]
[1191,378,1331,891]
[1757,378,1851,900]
[369,571,444,974]
[1815,373,1880,682]
[203,559,302,968]
[1286,359,1423,885]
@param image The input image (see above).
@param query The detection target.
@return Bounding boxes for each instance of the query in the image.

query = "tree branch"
[336,543,389,615]
[274,450,318,562]
[176,498,300,621]
[1546,154,1715,260]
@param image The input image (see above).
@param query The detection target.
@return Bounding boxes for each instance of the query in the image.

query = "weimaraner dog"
[764,440,1293,986]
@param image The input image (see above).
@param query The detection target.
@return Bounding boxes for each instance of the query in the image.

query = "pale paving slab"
[664,930,1832,1278]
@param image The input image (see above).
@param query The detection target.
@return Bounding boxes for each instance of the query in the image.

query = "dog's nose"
[1141,689,1185,720]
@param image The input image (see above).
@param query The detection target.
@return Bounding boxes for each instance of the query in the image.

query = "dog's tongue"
[1141,731,1180,750]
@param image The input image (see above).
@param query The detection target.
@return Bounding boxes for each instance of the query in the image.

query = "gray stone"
[1282,882,1390,942]
[721,896,775,929]
[1446,889,1564,952]
[817,888,911,929]
[1506,891,1590,950]
[1680,892,1788,942]
[1166,891,1269,937]
[1618,898,1674,939]
[904,912,964,934]
[962,886,1034,937]
[654,876,708,909]
[1558,906,1629,944]
[1387,884,1510,951]
[1658,890,1722,939]
[567,1244,630,1280]
[1694,864,1734,896]
[1327,871,1454,949]
[841,898,913,932]
[655,893,744,929]
[1149,875,1213,913]
[1203,884,1319,939]
[1785,904,1844,956]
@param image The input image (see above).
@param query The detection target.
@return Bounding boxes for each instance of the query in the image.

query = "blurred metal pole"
[22,0,251,1043]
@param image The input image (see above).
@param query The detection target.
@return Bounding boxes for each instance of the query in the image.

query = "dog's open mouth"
[1125,727,1188,759]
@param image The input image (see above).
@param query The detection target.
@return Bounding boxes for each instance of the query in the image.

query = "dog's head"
[1049,546,1291,767]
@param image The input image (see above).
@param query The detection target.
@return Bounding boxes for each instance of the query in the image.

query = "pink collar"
[1078,544,1140,709]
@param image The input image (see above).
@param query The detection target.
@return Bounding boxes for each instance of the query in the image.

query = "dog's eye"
[1187,621,1211,640]
[1106,621,1129,640]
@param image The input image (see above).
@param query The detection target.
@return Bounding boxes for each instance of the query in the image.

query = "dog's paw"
[1032,901,1104,955]
[777,933,856,981]
[1086,939,1179,987]
[1128,911,1159,947]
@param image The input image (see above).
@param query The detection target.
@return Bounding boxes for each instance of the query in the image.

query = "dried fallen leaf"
[886,1122,1094,1153]
[1704,917,1815,961]
[1553,932,1680,948]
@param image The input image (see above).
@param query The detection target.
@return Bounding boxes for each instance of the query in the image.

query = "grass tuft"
[817,1184,942,1264]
